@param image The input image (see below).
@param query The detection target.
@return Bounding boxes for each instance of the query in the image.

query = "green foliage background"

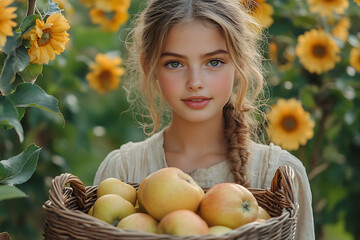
[0,0,359,239]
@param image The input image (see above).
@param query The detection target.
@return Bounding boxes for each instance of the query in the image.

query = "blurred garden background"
[1,0,360,239]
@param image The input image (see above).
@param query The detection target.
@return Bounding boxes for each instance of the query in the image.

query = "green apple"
[92,194,136,226]
[117,213,158,233]
[209,225,232,235]
[257,206,271,220]
[97,177,137,206]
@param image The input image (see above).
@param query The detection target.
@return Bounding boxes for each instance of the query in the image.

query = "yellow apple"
[117,213,158,233]
[209,225,232,235]
[199,183,258,229]
[257,206,271,220]
[88,206,94,216]
[136,181,147,213]
[157,209,209,236]
[92,194,136,226]
[139,167,204,220]
[97,177,137,206]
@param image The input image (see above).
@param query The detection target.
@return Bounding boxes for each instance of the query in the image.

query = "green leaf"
[0,95,24,142]
[20,15,42,35]
[0,144,41,185]
[0,185,27,201]
[0,46,30,95]
[44,0,62,16]
[1,31,22,55]
[8,82,64,124]
[18,63,43,83]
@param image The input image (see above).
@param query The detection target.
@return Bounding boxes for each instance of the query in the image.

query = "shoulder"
[93,129,165,185]
[247,141,307,188]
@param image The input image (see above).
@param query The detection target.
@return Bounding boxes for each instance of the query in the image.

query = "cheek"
[210,71,235,96]
[157,72,182,99]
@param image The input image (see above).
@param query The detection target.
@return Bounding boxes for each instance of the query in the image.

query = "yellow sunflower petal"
[350,47,360,72]
[240,0,274,29]
[331,17,350,42]
[267,98,314,151]
[24,12,70,64]
[355,0,360,6]
[86,53,124,94]
[90,7,129,33]
[296,29,340,74]
[0,0,17,48]
[307,0,349,17]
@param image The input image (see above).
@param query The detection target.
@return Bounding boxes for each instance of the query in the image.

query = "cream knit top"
[94,128,315,239]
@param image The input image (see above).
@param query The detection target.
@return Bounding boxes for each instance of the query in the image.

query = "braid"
[223,101,251,187]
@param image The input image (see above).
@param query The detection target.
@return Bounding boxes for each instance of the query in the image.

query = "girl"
[94,0,314,239]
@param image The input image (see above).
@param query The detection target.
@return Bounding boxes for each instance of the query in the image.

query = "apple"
[257,206,271,220]
[88,206,94,216]
[92,194,136,226]
[97,177,137,206]
[138,167,204,220]
[117,213,158,233]
[157,209,209,236]
[209,225,232,235]
[136,180,147,213]
[199,183,258,229]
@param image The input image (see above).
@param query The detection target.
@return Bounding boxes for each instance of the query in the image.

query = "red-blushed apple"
[199,183,258,229]
[138,167,204,220]
[97,177,137,206]
[117,213,158,233]
[209,225,232,235]
[157,209,209,236]
[257,206,271,220]
[92,194,136,226]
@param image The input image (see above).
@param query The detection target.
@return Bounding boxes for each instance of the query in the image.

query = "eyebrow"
[160,49,228,58]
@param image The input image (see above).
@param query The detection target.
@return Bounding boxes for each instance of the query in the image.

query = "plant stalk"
[27,0,37,16]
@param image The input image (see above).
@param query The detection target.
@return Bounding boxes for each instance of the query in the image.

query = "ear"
[140,52,148,75]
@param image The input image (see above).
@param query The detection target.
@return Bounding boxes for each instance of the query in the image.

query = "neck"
[164,112,225,155]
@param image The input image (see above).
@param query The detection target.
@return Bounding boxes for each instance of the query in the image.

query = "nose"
[186,67,203,91]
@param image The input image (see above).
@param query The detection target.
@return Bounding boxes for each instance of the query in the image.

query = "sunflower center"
[38,31,52,46]
[281,116,298,132]
[99,70,113,88]
[312,44,327,58]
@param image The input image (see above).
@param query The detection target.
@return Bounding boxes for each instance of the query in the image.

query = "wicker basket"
[43,165,298,240]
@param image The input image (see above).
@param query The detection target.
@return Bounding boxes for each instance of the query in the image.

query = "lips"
[182,96,212,109]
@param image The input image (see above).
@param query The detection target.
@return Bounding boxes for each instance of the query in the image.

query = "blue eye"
[165,61,183,69]
[207,59,223,67]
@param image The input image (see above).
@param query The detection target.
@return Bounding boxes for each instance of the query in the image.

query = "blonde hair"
[124,0,267,186]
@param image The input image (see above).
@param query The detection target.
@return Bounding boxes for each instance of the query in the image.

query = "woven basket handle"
[270,165,296,207]
[48,173,87,210]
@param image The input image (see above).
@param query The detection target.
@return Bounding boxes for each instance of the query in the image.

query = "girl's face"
[157,19,236,124]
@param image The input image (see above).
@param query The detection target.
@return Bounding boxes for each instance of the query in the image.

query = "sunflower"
[94,0,130,12]
[0,0,17,49]
[307,0,349,18]
[53,0,74,16]
[267,98,314,151]
[350,47,360,72]
[331,17,350,42]
[90,7,129,32]
[86,53,124,94]
[23,12,70,64]
[355,0,360,6]
[79,0,96,8]
[296,29,340,74]
[241,0,274,28]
